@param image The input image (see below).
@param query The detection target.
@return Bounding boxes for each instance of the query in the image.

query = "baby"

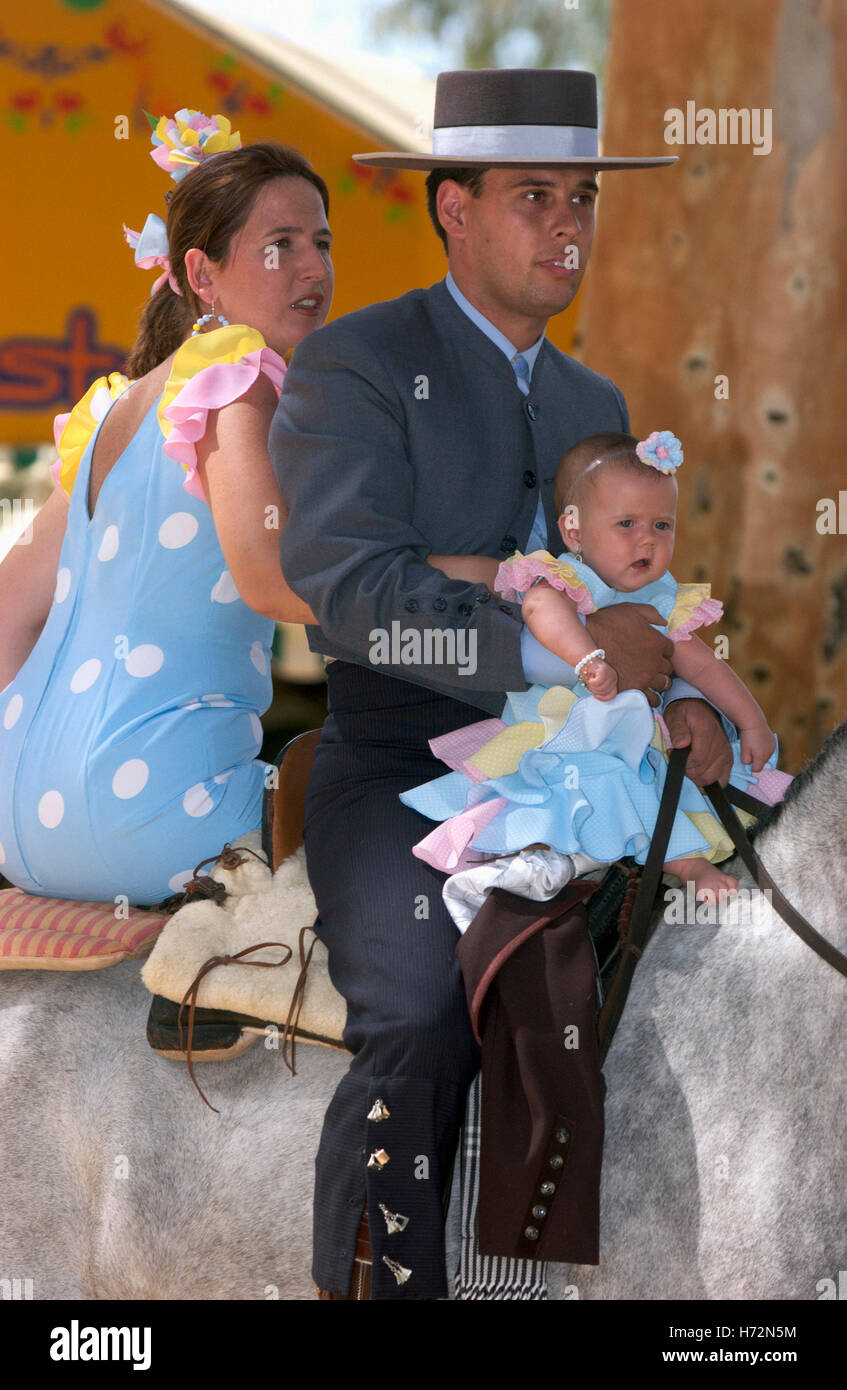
[404,431,785,901]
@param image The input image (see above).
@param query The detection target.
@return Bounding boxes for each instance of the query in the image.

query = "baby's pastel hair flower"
[636,430,684,473]
[148,109,241,183]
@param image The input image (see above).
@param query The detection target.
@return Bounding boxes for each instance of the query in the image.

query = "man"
[270,68,732,1300]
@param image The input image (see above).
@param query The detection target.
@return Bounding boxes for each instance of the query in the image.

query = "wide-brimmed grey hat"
[354,68,676,171]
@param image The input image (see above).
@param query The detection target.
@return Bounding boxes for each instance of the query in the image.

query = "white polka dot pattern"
[125,645,164,678]
[183,783,214,817]
[70,659,101,694]
[211,570,239,604]
[3,694,23,730]
[158,512,199,549]
[38,791,64,828]
[112,759,149,799]
[97,525,120,562]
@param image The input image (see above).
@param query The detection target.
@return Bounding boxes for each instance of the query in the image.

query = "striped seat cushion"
[0,888,167,971]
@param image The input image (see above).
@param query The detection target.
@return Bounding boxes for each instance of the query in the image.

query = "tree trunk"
[579,0,846,770]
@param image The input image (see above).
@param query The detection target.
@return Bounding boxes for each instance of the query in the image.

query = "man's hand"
[664,698,733,786]
[584,604,673,708]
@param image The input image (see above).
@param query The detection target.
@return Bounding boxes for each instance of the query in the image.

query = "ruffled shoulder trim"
[50,372,131,500]
[495,548,597,615]
[158,325,286,503]
[667,582,724,642]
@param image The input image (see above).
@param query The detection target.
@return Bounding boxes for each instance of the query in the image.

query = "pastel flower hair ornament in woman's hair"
[149,108,242,182]
[636,430,684,473]
[122,108,242,296]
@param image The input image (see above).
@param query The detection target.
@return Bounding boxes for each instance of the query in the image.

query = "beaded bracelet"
[574,648,606,682]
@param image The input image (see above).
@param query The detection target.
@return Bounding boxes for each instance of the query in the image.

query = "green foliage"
[371,0,609,76]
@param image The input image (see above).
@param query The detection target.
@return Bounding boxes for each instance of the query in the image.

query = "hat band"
[431,123,599,159]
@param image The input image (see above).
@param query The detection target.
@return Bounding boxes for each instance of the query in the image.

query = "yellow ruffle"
[523,548,593,597]
[467,686,580,777]
[53,373,131,500]
[156,324,269,444]
[667,582,713,634]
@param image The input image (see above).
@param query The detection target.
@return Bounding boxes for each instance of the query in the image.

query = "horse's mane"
[750,719,847,842]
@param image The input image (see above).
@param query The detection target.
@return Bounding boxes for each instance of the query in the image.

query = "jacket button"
[531,1205,548,1220]
[525,401,538,421]
[433,597,447,612]
[539,1181,556,1196]
[549,1154,564,1170]
[458,602,472,617]
[500,535,517,553]
[555,1127,569,1144]
[475,591,491,604]
[404,599,419,612]
[524,1226,540,1241]
[523,470,537,488]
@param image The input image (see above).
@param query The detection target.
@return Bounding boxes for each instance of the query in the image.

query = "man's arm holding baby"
[271,325,530,697]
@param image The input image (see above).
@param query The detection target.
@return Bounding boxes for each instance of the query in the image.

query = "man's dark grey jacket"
[270,279,629,715]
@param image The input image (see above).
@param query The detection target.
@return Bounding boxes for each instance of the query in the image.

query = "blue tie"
[511,353,531,396]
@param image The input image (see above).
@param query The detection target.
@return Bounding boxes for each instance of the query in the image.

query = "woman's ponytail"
[125,284,193,379]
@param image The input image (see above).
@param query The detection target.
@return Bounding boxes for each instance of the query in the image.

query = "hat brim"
[353,153,678,171]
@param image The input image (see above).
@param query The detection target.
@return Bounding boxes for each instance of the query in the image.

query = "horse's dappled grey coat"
[1,724,845,1299]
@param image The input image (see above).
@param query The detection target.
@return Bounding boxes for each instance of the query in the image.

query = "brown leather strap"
[597,746,689,1065]
[703,780,847,980]
[178,941,293,1112]
[280,926,320,1076]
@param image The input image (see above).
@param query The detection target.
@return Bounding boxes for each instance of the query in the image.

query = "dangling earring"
[574,547,583,563]
[191,300,231,336]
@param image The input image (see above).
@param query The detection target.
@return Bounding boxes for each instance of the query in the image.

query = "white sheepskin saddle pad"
[141,832,346,1049]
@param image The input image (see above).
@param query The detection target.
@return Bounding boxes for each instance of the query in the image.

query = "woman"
[0,120,331,905]
[0,113,484,909]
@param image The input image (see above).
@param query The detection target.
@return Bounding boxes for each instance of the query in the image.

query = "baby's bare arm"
[672,635,770,735]
[672,636,775,771]
[522,581,601,666]
[427,554,500,590]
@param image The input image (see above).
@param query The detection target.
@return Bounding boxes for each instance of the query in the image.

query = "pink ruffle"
[50,412,71,494]
[161,348,286,502]
[669,597,724,643]
[495,553,596,614]
[53,411,70,450]
[429,718,507,784]
[411,796,508,873]
[749,767,793,806]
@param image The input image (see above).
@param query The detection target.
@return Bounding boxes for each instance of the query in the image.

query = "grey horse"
[1,724,844,1300]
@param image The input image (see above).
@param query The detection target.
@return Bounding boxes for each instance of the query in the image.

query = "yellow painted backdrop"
[1,0,580,444]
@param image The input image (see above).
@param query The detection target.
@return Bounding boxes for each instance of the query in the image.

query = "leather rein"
[597,746,847,1065]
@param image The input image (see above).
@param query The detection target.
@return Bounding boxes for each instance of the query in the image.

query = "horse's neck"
[752,809,847,956]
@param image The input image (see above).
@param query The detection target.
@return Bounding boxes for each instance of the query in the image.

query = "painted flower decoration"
[148,109,242,182]
[636,430,684,473]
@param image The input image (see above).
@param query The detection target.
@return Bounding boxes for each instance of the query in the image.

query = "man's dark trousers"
[306,661,486,1300]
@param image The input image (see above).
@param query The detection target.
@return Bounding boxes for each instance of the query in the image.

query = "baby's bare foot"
[665,856,739,901]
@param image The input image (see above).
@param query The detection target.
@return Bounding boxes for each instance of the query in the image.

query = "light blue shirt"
[444,273,572,682]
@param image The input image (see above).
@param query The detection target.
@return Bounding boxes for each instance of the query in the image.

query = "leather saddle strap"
[703,780,847,980]
[178,941,293,1112]
[597,745,689,1065]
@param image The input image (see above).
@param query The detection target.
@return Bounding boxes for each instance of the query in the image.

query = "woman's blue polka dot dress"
[0,328,284,906]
